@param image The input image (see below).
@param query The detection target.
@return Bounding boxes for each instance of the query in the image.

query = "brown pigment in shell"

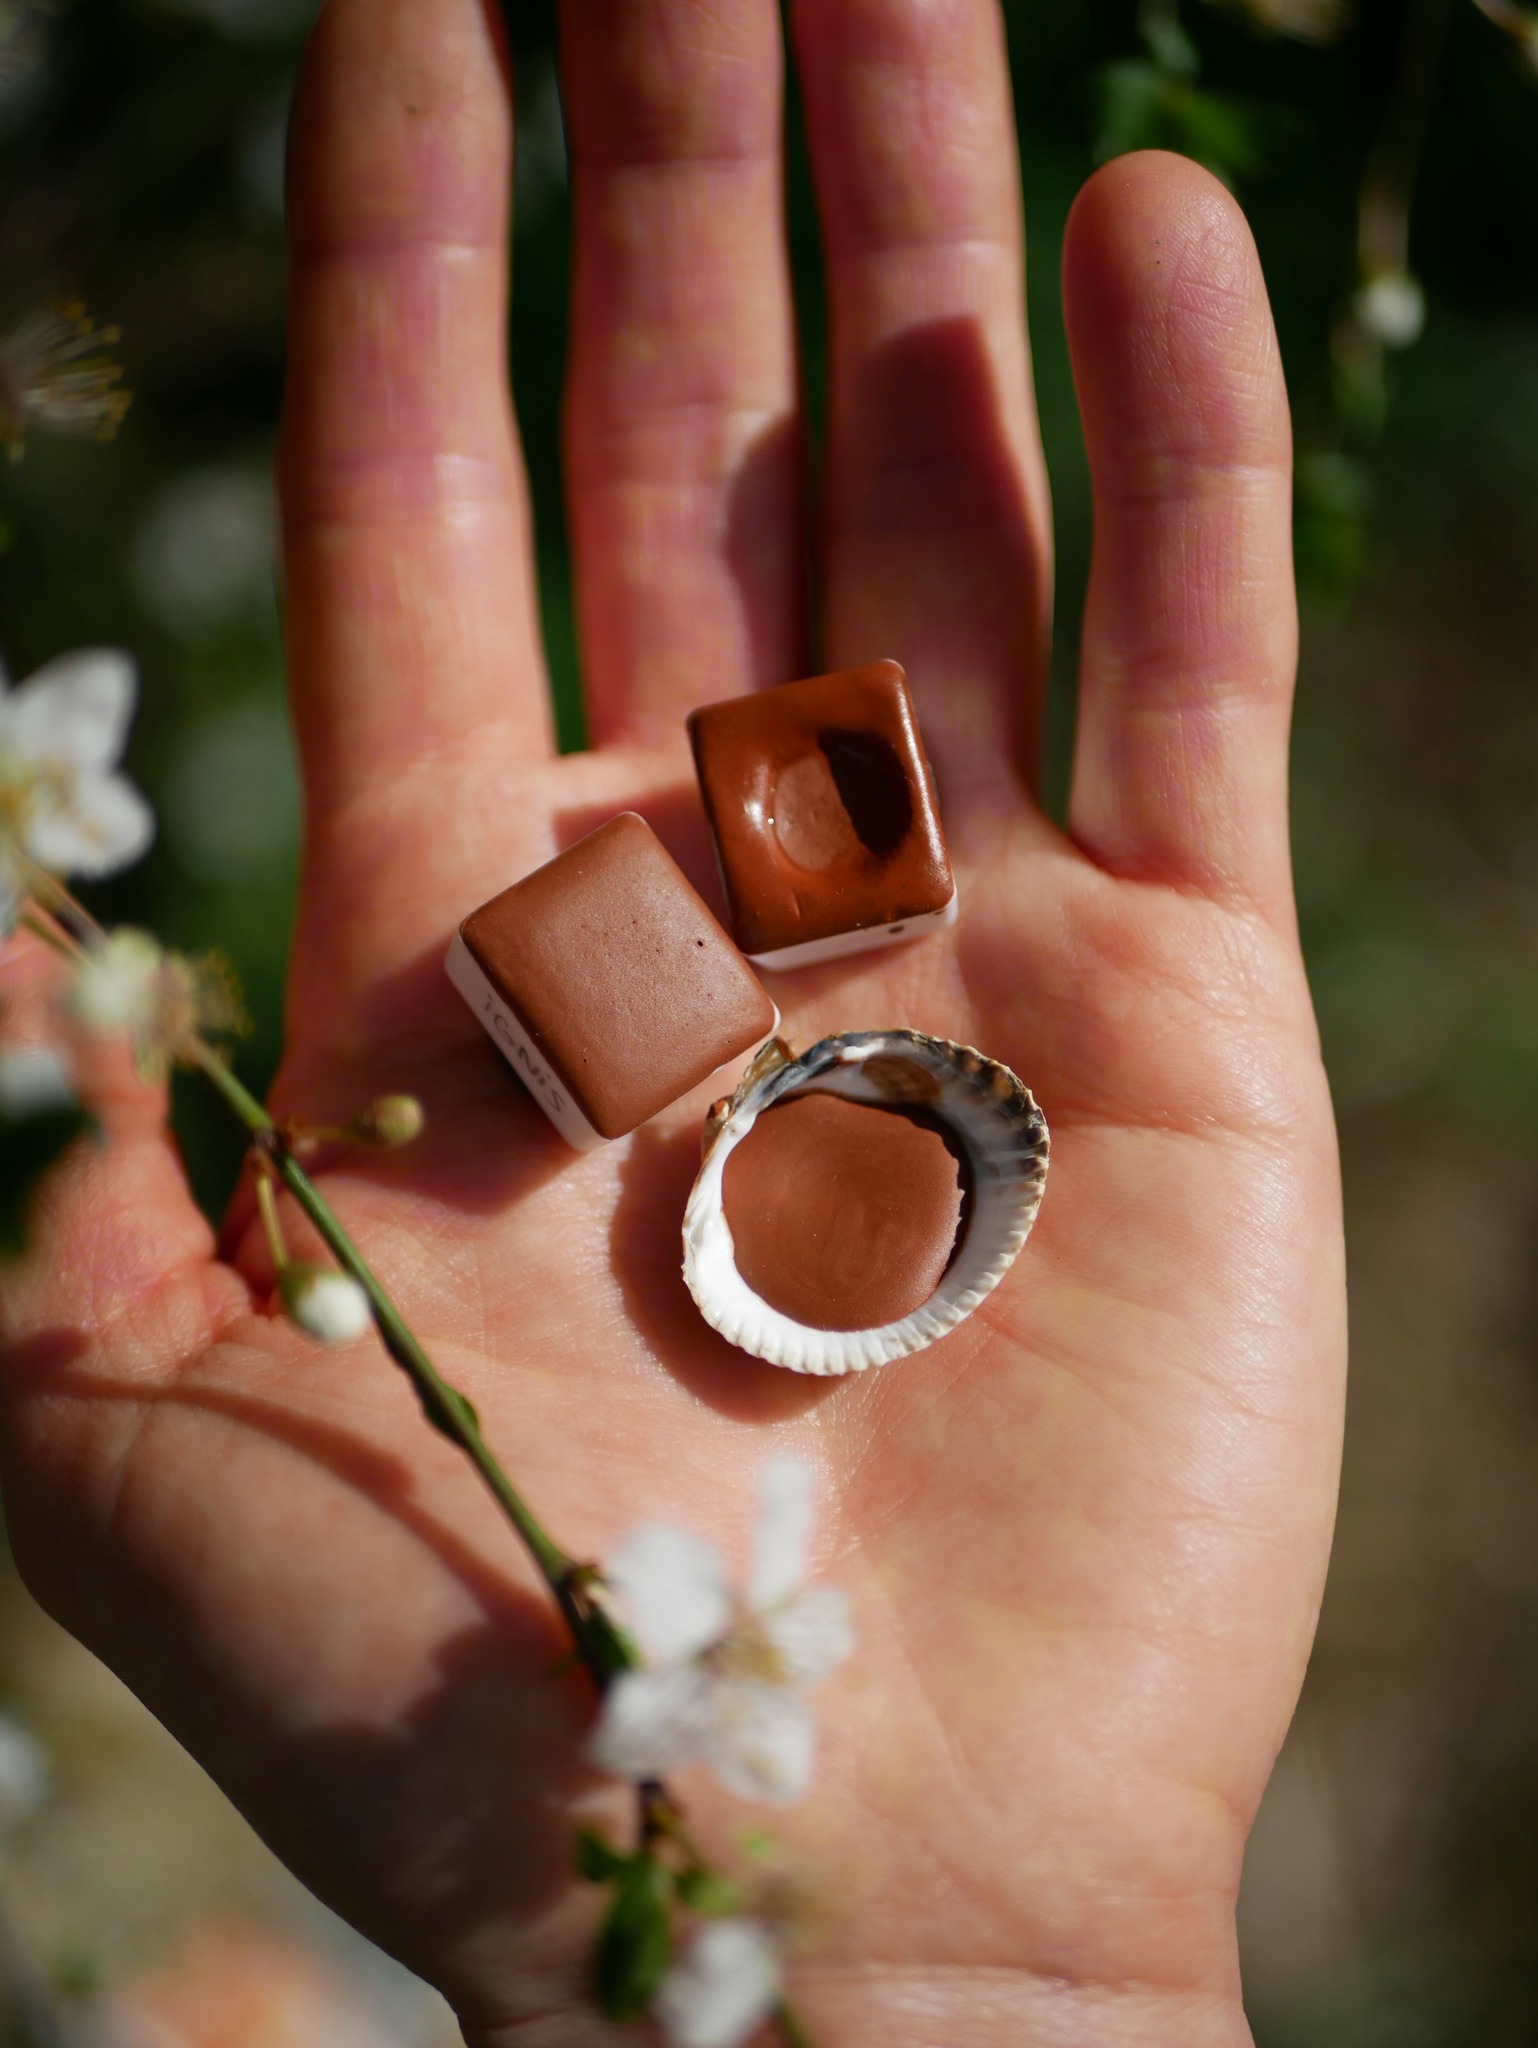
[687,662,953,955]
[721,1091,969,1331]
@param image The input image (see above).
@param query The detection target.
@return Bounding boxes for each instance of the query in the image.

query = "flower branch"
[2,649,834,2046]
[185,1034,632,1674]
[24,900,826,2044]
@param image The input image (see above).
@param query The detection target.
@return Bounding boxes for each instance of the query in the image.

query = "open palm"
[0,3,1345,2044]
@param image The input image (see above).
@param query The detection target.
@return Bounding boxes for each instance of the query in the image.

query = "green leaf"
[735,1825,780,1864]
[0,1104,95,1257]
[1094,59,1169,162]
[1175,88,1264,177]
[1331,347,1390,441]
[51,1942,104,1998]
[594,1855,673,2021]
[1141,13,1200,78]
[1296,452,1374,521]
[576,1827,628,1884]
[676,1868,745,1917]
[585,1607,643,1681]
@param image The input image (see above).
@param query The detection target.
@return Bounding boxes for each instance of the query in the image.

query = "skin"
[0,3,1346,2044]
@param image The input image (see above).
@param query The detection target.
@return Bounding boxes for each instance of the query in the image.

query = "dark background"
[1,1,1536,2039]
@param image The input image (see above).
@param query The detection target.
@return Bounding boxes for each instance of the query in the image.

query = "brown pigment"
[460,813,776,1139]
[721,1091,968,1331]
[688,662,953,955]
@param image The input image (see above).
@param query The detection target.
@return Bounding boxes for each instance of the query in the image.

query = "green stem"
[20,889,640,1684]
[19,908,83,959]
[253,1169,288,1272]
[774,1998,816,2048]
[186,1039,631,1682]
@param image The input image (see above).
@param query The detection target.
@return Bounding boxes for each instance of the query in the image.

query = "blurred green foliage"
[1,0,1537,2034]
[0,1084,93,1254]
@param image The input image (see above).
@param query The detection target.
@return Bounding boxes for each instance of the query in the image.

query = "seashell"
[682,1030,1049,1375]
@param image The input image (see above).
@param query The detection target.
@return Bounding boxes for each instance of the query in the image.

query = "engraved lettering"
[474,989,579,1136]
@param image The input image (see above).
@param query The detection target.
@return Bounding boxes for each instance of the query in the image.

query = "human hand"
[0,3,1345,2043]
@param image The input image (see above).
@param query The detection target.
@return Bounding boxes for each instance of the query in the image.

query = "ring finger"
[793,0,1052,838]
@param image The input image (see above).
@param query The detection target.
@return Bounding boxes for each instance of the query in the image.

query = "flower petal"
[0,1046,74,1118]
[1,649,137,771]
[24,770,154,878]
[655,1919,780,2048]
[68,930,164,1040]
[749,1456,814,1612]
[708,1681,814,1805]
[761,1588,855,1687]
[609,1525,733,1664]
[588,1666,718,1782]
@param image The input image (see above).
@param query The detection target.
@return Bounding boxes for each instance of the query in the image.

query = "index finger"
[281,0,553,827]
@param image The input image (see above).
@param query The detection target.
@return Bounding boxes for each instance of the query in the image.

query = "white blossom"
[0,648,153,928]
[1353,269,1426,350]
[590,1457,853,1804]
[655,1918,780,2048]
[66,927,244,1075]
[0,1713,48,1830]
[68,928,166,1040]
[279,1265,372,1345]
[0,1043,73,1118]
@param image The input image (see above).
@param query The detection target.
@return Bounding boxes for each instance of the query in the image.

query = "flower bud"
[65,929,243,1076]
[278,1264,371,1344]
[68,928,165,1039]
[1353,269,1425,350]
[350,1093,425,1147]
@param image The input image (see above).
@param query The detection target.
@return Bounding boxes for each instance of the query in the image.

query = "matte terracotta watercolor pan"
[446,812,778,1149]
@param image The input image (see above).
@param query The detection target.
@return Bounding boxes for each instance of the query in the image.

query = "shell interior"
[682,1030,1049,1376]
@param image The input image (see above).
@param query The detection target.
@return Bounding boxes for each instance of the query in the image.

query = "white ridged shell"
[682,1030,1049,1375]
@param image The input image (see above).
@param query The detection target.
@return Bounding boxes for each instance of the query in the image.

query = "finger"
[792,0,1052,821]
[1063,153,1296,917]
[280,0,551,834]
[561,0,802,746]
[0,934,244,1540]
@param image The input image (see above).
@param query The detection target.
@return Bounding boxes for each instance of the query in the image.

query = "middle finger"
[561,0,803,749]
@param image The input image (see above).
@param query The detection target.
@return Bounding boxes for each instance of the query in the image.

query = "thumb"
[0,927,250,1617]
